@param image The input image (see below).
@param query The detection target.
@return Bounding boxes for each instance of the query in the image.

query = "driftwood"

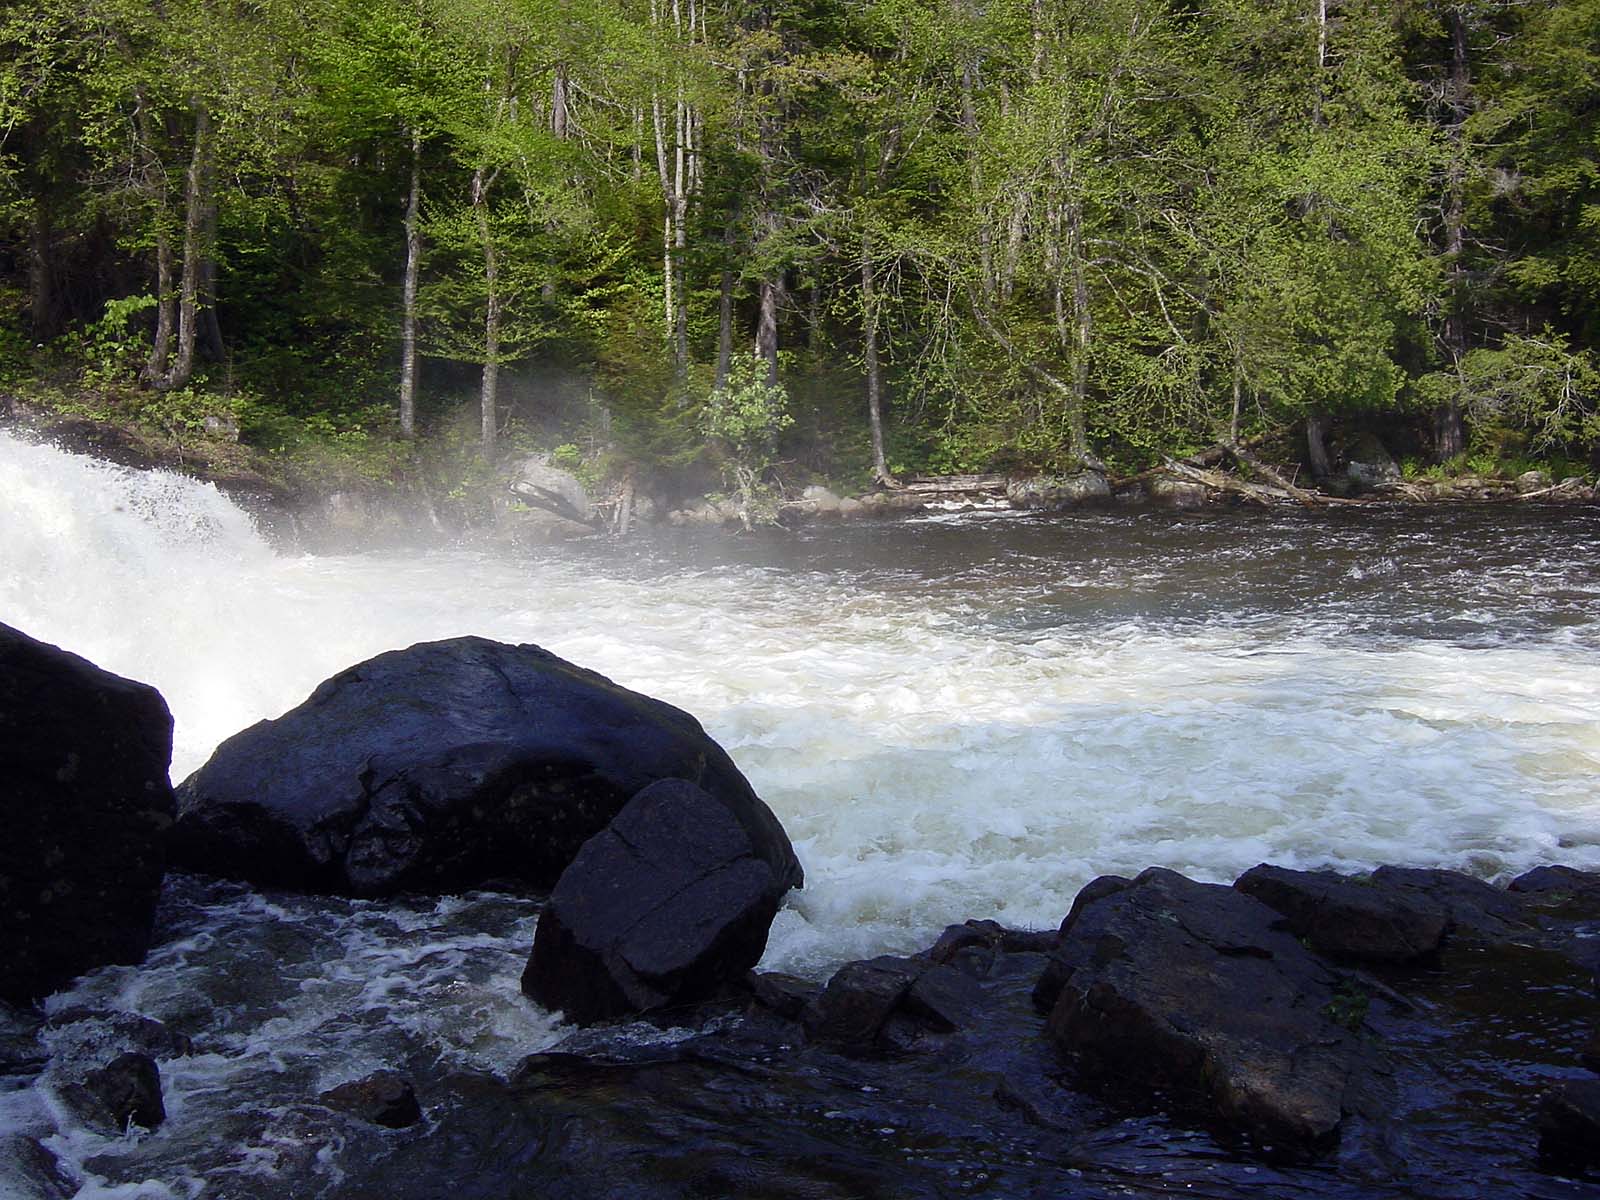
[1162,459,1282,506]
[900,474,1009,496]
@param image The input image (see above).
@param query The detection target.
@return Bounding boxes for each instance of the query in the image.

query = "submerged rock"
[523,779,796,1025]
[0,1136,75,1200]
[320,1070,423,1129]
[1538,1079,1600,1169]
[63,1051,165,1132]
[0,622,175,1006]
[173,637,801,897]
[1037,867,1375,1159]
[1234,864,1449,964]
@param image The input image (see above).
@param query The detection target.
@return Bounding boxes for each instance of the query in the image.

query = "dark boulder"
[320,1070,423,1129]
[173,637,800,897]
[63,1051,165,1132]
[1032,874,1134,1013]
[1509,865,1600,919]
[1367,866,1530,943]
[1038,867,1375,1159]
[1234,864,1449,964]
[746,971,816,1021]
[802,955,984,1054]
[0,622,175,1006]
[1537,1078,1600,1169]
[523,779,798,1025]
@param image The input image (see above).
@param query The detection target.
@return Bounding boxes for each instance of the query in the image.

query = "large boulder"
[0,622,175,1006]
[523,779,798,1024]
[1037,867,1375,1159]
[1234,864,1449,964]
[508,455,594,524]
[1006,471,1111,511]
[173,637,801,897]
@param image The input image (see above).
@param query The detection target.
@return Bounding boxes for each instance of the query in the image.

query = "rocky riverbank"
[3,624,1598,1197]
[5,397,1594,556]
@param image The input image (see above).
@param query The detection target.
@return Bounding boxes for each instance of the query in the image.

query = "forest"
[1,0,1597,506]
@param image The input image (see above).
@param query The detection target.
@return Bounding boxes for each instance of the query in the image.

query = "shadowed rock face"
[1037,867,1376,1160]
[523,779,796,1024]
[0,622,175,1006]
[172,637,801,898]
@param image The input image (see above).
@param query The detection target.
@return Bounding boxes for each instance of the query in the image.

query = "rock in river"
[1234,863,1449,964]
[1036,867,1377,1160]
[172,637,802,897]
[523,779,797,1024]
[0,622,175,1006]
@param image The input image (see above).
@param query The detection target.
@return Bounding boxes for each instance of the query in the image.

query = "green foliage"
[2,0,1598,494]
[700,353,794,526]
[78,295,157,386]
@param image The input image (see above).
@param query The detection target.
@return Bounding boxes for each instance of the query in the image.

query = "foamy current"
[3,430,1600,1195]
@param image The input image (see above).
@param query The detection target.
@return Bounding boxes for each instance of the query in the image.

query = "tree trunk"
[474,164,500,457]
[862,230,891,484]
[756,278,781,384]
[152,105,212,392]
[1063,199,1091,465]
[715,268,734,389]
[552,64,569,140]
[197,194,224,363]
[1306,409,1332,479]
[1435,7,1470,462]
[27,202,57,339]
[144,223,174,384]
[959,63,994,298]
[399,129,423,438]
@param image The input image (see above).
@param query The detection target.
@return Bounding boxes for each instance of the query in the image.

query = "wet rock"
[0,1135,75,1200]
[320,1070,423,1129]
[1368,866,1531,943]
[1583,1031,1600,1073]
[0,622,175,1006]
[801,484,842,514]
[46,1009,192,1061]
[1516,469,1552,493]
[508,454,594,524]
[1344,434,1401,492]
[1006,471,1111,511]
[1234,864,1449,964]
[173,637,801,897]
[1147,477,1210,509]
[802,954,984,1054]
[65,1051,165,1132]
[904,963,984,1032]
[747,971,816,1021]
[1033,874,1134,1013]
[499,504,593,544]
[803,956,923,1051]
[523,779,796,1025]
[1509,865,1600,919]
[1039,866,1373,1159]
[927,921,1001,977]
[1537,1078,1600,1169]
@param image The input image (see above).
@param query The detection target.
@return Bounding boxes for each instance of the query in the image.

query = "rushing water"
[4,430,1600,1197]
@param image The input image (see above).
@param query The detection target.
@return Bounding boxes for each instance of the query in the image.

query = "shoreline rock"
[0,622,175,1006]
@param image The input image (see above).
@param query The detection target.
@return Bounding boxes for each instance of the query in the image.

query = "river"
[3,430,1599,1197]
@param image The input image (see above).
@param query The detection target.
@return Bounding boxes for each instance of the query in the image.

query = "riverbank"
[4,392,1595,555]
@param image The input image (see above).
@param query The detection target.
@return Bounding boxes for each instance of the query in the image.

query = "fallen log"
[900,474,1010,496]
